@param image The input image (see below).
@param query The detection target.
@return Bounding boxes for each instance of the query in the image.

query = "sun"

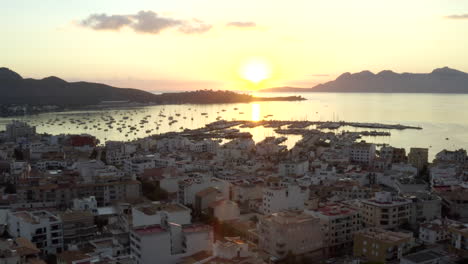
[240,59,271,84]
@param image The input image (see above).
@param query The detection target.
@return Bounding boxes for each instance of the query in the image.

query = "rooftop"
[356,228,412,243]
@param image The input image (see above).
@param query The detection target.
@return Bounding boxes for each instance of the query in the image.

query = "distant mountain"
[261,67,468,93]
[0,68,304,106]
[0,67,159,105]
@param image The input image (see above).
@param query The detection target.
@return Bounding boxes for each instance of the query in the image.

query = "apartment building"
[305,203,362,254]
[59,210,96,249]
[408,148,429,172]
[360,191,411,229]
[7,210,63,255]
[349,142,376,165]
[15,180,141,208]
[258,210,324,260]
[261,183,309,214]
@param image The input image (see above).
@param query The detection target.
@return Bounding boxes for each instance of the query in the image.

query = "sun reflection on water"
[251,103,261,121]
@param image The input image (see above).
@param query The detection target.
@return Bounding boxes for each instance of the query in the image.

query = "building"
[402,192,441,226]
[435,149,467,163]
[353,228,413,263]
[258,210,324,260]
[177,176,229,206]
[6,121,36,140]
[132,202,192,228]
[213,236,253,260]
[419,219,453,245]
[195,187,222,216]
[123,155,157,175]
[0,237,42,264]
[408,148,429,172]
[7,210,63,255]
[72,196,98,214]
[349,142,376,165]
[400,250,445,264]
[305,203,362,255]
[261,183,309,214]
[360,191,412,229]
[15,179,141,208]
[208,200,240,221]
[448,222,468,256]
[59,210,96,249]
[130,223,213,264]
[380,146,407,164]
[278,160,309,177]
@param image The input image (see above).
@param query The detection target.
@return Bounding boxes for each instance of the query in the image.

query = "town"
[0,120,467,264]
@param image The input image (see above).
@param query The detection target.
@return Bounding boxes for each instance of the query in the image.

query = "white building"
[105,141,137,165]
[419,219,453,244]
[72,196,98,214]
[123,155,157,175]
[349,142,376,165]
[132,202,191,228]
[261,183,309,214]
[278,160,309,177]
[7,210,63,255]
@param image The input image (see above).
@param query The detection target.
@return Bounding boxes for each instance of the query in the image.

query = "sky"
[1,0,468,91]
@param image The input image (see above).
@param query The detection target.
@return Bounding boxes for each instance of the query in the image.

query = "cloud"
[81,14,132,30]
[445,14,468,20]
[80,11,212,35]
[226,21,257,28]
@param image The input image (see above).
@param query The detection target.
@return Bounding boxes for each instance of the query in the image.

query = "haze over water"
[1,92,467,160]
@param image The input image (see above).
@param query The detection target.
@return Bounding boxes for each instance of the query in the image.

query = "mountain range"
[261,67,468,93]
[0,68,303,106]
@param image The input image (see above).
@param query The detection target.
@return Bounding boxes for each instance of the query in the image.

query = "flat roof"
[403,250,444,263]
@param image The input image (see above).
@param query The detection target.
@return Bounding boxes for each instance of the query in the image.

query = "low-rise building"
[353,228,414,263]
[7,210,63,255]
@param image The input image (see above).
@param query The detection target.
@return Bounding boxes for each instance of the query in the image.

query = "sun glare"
[240,59,271,84]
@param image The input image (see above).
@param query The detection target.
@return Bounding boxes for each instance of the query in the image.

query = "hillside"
[0,68,304,106]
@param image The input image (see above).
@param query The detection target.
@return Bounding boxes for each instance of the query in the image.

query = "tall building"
[408,148,429,172]
[349,142,376,165]
[5,121,36,140]
[258,210,324,260]
[380,146,407,164]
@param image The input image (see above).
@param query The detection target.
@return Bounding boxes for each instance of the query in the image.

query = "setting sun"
[240,59,271,84]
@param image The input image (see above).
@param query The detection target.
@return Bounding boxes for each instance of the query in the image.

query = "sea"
[1,92,467,160]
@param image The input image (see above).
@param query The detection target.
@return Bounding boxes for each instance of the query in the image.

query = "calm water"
[1,92,467,160]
